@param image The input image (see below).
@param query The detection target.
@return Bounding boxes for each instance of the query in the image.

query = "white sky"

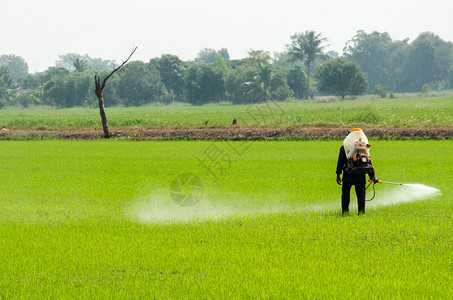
[2,0,453,73]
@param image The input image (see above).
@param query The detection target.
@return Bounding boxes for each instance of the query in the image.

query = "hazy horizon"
[2,0,453,72]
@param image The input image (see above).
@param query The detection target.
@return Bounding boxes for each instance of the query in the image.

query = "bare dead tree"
[94,47,137,138]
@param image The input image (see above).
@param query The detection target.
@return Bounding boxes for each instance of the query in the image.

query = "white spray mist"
[125,184,441,224]
[368,183,441,208]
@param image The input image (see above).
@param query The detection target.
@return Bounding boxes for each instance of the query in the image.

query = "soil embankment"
[0,127,452,140]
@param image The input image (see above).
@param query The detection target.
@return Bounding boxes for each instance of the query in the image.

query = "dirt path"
[1,127,452,140]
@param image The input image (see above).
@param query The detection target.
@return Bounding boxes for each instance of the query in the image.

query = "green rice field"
[0,140,451,298]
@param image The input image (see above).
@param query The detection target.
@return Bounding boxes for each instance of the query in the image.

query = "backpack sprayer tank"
[343,128,374,175]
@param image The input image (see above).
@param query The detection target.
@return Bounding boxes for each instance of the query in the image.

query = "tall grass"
[0,95,452,130]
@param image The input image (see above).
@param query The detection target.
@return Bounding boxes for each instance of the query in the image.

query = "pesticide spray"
[125,182,441,224]
[366,180,441,208]
[126,191,304,224]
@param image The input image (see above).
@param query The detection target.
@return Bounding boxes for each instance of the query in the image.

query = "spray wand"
[370,179,411,186]
[374,180,409,186]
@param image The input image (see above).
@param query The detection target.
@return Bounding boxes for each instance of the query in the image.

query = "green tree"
[116,61,167,106]
[72,57,89,73]
[184,63,225,105]
[18,73,46,90]
[99,71,121,107]
[374,85,389,98]
[405,32,452,91]
[212,55,228,74]
[57,54,116,72]
[149,54,185,99]
[316,58,368,99]
[286,31,328,99]
[225,65,256,104]
[87,57,116,71]
[0,66,12,102]
[343,30,453,92]
[245,64,290,102]
[45,67,71,79]
[387,39,410,92]
[195,48,219,64]
[225,51,291,104]
[17,67,70,106]
[56,54,87,72]
[0,54,29,83]
[286,66,307,99]
[217,48,230,61]
[42,73,92,107]
[272,51,291,67]
[184,64,199,104]
[421,83,430,95]
[246,50,271,67]
[244,64,273,101]
[14,91,41,107]
[344,31,394,92]
[433,42,453,90]
[244,50,292,102]
[37,68,71,106]
[195,48,230,64]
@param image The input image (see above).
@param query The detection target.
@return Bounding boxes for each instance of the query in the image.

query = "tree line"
[1,30,452,108]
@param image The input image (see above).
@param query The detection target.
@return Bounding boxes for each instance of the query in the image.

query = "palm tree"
[244,50,279,102]
[71,58,89,73]
[245,64,273,101]
[286,31,328,99]
[244,64,285,102]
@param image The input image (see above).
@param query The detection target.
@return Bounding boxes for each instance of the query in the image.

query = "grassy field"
[0,95,452,130]
[0,140,451,298]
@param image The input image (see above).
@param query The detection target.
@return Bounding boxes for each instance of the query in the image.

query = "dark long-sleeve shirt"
[336,146,374,184]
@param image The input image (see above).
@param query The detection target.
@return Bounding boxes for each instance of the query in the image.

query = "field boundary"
[0,127,452,140]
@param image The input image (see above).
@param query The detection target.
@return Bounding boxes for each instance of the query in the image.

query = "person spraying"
[336,128,378,214]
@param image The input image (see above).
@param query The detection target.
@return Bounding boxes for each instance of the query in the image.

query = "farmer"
[336,129,378,214]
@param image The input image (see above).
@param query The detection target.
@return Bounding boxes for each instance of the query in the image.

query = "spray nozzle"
[369,179,382,184]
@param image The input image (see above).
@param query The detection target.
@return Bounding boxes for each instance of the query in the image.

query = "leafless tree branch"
[101,46,137,90]
[94,46,137,138]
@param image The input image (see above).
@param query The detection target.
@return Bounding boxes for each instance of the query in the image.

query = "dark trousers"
[342,181,366,213]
